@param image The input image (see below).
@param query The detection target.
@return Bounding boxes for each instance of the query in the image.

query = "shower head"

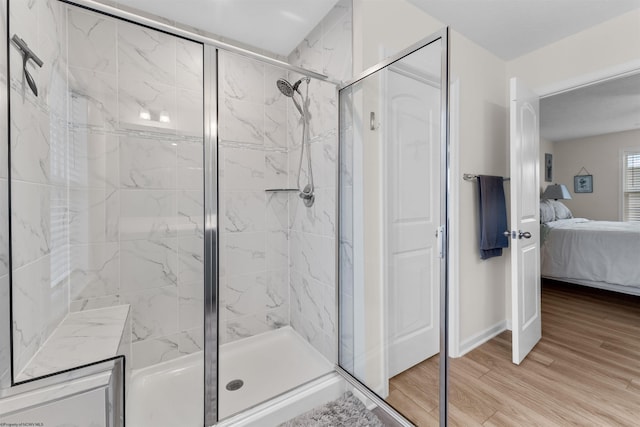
[276,78,295,97]
[276,77,310,97]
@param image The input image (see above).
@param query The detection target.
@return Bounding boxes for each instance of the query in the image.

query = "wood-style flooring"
[386,280,640,426]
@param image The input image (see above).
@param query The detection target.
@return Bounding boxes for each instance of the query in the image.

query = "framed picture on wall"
[544,153,552,182]
[574,174,593,193]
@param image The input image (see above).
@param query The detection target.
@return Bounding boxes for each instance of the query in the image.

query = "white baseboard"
[506,319,512,331]
[456,320,508,358]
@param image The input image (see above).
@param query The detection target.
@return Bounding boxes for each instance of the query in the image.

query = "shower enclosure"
[1,1,450,426]
[1,0,349,425]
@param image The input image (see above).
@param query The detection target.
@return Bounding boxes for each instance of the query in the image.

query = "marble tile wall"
[285,0,352,363]
[8,1,205,375]
[218,50,291,343]
[9,0,70,377]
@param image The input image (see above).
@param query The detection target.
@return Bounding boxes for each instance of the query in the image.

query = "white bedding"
[541,218,640,288]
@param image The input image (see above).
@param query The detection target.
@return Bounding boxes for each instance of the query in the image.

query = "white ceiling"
[541,73,640,142]
[407,0,640,60]
[114,0,339,57]
[406,0,640,141]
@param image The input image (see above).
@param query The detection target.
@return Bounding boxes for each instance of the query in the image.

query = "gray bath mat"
[279,392,384,427]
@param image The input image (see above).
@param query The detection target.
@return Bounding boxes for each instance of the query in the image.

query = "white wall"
[553,129,640,221]
[354,0,510,357]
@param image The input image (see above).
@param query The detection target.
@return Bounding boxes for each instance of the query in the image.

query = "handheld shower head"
[276,77,310,97]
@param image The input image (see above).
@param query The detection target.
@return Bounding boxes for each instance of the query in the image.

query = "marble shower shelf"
[16,305,131,383]
[264,188,299,192]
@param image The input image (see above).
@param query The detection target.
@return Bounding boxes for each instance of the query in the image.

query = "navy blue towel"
[477,175,509,259]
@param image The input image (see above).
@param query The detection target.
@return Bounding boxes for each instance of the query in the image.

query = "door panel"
[387,66,440,377]
[510,77,541,365]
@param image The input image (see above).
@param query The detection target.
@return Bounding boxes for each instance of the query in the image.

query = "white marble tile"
[265,105,287,149]
[68,131,118,189]
[131,333,181,370]
[223,191,265,233]
[179,328,203,354]
[69,188,110,244]
[37,0,68,106]
[220,51,264,104]
[266,231,289,272]
[11,182,51,269]
[219,98,264,145]
[265,151,288,189]
[289,270,325,334]
[119,136,176,189]
[290,231,334,286]
[322,7,353,82]
[176,38,203,91]
[177,140,204,192]
[69,243,119,301]
[67,6,116,74]
[225,232,266,276]
[68,67,117,129]
[12,255,49,374]
[178,281,203,332]
[224,307,288,343]
[286,100,305,151]
[120,286,178,342]
[70,294,120,313]
[225,272,287,320]
[178,235,204,286]
[289,193,323,235]
[322,284,336,337]
[118,78,177,131]
[16,305,130,381]
[222,146,265,190]
[120,189,177,240]
[120,238,178,292]
[105,187,120,242]
[10,97,52,185]
[319,188,336,237]
[264,65,288,108]
[177,190,204,237]
[117,20,176,86]
[289,22,322,74]
[177,88,204,137]
[266,192,289,231]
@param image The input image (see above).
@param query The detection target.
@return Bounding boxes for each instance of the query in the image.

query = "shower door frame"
[335,27,450,426]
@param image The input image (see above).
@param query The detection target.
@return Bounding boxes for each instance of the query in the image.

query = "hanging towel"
[477,175,509,259]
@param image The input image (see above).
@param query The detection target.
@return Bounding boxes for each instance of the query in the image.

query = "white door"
[386,66,440,377]
[509,77,541,365]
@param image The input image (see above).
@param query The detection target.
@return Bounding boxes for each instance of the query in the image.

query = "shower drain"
[226,379,244,391]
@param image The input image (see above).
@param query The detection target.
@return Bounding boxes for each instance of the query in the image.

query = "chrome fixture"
[11,35,43,97]
[276,77,315,207]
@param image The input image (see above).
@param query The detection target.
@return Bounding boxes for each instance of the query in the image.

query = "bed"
[540,200,640,296]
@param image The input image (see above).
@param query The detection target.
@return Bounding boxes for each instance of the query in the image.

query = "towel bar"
[463,173,510,182]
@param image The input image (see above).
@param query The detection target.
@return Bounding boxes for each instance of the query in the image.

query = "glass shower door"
[7,1,205,425]
[339,34,447,425]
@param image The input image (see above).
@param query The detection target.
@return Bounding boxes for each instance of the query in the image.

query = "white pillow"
[549,200,573,220]
[539,200,556,223]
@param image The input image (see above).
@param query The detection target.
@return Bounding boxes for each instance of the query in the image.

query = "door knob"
[518,231,532,239]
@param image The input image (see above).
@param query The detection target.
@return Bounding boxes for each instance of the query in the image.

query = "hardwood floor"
[386,280,640,426]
